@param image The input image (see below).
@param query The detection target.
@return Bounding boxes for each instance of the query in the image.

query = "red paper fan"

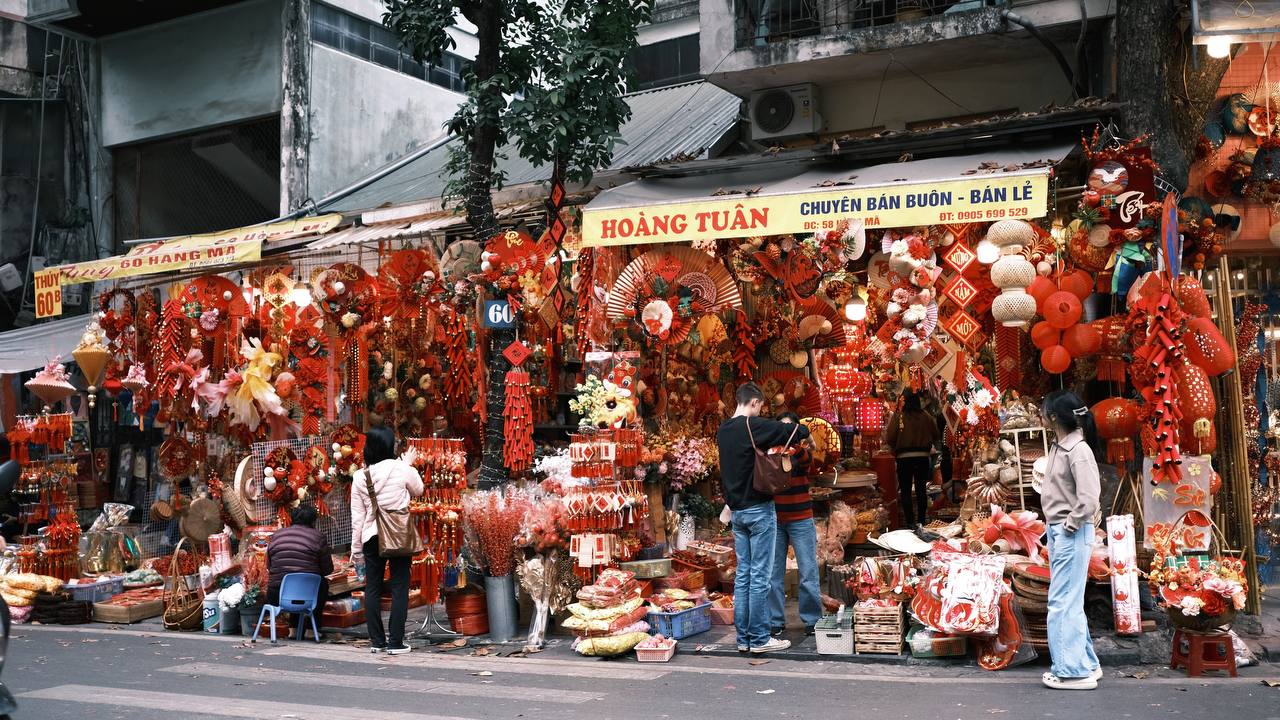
[763,370,822,416]
[378,248,442,321]
[794,297,848,349]
[179,275,240,318]
[606,247,743,320]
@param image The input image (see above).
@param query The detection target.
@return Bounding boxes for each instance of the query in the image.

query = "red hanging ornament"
[732,309,758,380]
[502,366,533,472]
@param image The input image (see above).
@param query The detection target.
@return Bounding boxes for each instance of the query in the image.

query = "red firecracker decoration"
[152,300,190,421]
[1130,282,1185,485]
[575,248,595,358]
[441,310,474,406]
[502,367,533,472]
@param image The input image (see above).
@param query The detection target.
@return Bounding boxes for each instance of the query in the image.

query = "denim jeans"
[732,502,777,649]
[1046,522,1100,678]
[769,518,822,629]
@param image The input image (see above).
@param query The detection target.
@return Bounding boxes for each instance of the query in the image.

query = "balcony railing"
[734,0,1002,48]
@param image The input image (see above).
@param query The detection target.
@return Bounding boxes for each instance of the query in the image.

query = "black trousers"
[363,537,411,648]
[895,456,932,528]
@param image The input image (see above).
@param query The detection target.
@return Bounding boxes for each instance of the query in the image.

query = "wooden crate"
[854,603,904,655]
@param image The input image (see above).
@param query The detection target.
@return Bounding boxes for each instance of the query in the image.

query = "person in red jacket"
[266,503,333,615]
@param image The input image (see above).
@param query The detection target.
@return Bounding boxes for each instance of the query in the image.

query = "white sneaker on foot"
[387,645,412,656]
[1041,671,1097,690]
[751,638,792,654]
[1089,667,1103,682]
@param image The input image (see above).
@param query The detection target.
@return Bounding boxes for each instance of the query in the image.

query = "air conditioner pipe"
[1001,9,1086,99]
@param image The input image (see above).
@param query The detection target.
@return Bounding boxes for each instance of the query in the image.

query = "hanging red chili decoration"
[574,248,594,358]
[440,310,474,406]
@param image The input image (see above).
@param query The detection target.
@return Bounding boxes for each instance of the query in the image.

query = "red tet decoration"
[942,309,982,347]
[1092,397,1139,465]
[942,242,976,275]
[942,275,979,308]
[855,396,886,436]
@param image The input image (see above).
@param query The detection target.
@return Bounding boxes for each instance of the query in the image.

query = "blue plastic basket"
[647,602,712,640]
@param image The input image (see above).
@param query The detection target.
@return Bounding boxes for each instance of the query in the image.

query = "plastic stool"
[1170,629,1237,677]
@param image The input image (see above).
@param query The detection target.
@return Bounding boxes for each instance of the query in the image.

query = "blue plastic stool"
[251,573,322,644]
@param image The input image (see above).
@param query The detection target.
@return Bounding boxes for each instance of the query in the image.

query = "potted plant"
[463,488,530,643]
[218,582,244,635]
[238,550,270,636]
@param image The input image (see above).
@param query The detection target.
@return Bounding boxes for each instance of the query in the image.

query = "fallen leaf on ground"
[1122,671,1149,679]
[1262,680,1280,687]
[471,671,493,677]
[756,689,775,695]
[471,647,491,656]
[748,660,770,666]
[439,638,467,649]
[522,646,542,654]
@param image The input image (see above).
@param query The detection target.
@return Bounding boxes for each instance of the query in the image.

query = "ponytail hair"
[1042,389,1102,461]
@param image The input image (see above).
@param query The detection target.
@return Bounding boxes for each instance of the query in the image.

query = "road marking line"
[160,662,604,704]
[18,685,477,720]
[259,642,671,680]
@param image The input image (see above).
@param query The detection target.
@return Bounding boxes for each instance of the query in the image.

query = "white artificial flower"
[902,304,927,327]
[973,388,995,409]
[966,411,980,426]
[1178,595,1203,616]
[890,239,909,256]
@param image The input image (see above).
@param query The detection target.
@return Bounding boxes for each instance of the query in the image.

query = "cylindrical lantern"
[856,396,886,436]
[1093,397,1139,464]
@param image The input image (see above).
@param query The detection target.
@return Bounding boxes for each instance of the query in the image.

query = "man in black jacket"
[716,382,809,655]
[266,503,333,623]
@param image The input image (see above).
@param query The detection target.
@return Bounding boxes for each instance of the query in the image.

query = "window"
[312,3,472,93]
[628,35,700,91]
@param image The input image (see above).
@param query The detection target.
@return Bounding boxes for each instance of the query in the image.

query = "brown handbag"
[747,418,800,496]
[364,467,423,558]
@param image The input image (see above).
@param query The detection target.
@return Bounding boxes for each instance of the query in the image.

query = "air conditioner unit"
[749,83,822,141]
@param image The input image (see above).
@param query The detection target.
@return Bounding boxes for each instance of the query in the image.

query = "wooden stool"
[1170,628,1237,677]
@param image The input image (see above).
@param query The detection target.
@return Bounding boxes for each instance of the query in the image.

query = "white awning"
[0,314,90,374]
[581,143,1077,247]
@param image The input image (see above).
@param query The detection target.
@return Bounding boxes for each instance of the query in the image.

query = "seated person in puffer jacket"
[266,503,334,612]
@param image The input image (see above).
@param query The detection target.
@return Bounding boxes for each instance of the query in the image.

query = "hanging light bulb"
[844,297,867,322]
[1206,37,1232,59]
[290,286,313,307]
[976,239,1000,264]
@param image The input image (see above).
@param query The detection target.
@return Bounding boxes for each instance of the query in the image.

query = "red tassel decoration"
[994,324,1021,391]
[733,310,758,380]
[575,248,594,358]
[502,369,533,472]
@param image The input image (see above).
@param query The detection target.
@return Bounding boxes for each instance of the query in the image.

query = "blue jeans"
[732,502,777,649]
[1046,522,1100,678]
[769,518,822,629]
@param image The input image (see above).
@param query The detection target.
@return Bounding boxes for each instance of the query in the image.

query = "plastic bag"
[89,503,134,533]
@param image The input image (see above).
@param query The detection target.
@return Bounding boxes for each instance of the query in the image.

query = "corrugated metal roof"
[307,202,538,250]
[320,81,741,214]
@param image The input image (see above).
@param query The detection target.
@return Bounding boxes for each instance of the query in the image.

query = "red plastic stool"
[1170,629,1237,677]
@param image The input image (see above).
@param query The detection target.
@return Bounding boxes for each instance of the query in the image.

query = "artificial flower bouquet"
[1149,554,1247,629]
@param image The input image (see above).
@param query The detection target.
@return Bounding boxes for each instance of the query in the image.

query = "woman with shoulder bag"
[350,427,424,655]
[886,391,940,529]
[1038,390,1103,690]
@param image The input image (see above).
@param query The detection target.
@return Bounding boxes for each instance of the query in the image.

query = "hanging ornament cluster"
[312,263,378,421]
[407,437,467,606]
[440,309,475,405]
[876,231,940,363]
[1129,276,1186,485]
[986,220,1039,328]
[607,247,743,346]
[329,424,366,477]
[1028,269,1097,374]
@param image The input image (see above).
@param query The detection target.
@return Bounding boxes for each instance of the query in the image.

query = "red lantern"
[1061,269,1094,301]
[1182,316,1235,376]
[1043,291,1083,330]
[1175,276,1212,319]
[856,396,886,436]
[1041,344,1072,374]
[1031,321,1061,351]
[1178,362,1218,455]
[1092,397,1139,464]
[1028,275,1056,308]
[1062,323,1101,356]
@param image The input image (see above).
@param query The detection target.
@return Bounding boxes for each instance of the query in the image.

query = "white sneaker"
[1089,667,1103,682]
[387,645,412,656]
[751,638,792,654]
[1041,671,1097,690]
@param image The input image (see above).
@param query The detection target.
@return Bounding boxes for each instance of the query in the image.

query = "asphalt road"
[6,624,1280,720]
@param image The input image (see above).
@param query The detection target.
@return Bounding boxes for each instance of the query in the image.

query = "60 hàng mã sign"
[581,172,1049,247]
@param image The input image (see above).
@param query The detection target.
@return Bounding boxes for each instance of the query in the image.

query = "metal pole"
[1214,256,1260,613]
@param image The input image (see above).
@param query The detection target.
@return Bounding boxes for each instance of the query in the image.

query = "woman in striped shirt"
[768,412,822,636]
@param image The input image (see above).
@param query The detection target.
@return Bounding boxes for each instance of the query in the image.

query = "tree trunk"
[463,1,513,488]
[1115,0,1229,192]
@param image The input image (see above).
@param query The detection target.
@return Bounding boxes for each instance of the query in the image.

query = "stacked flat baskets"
[1010,562,1050,651]
[854,602,904,655]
